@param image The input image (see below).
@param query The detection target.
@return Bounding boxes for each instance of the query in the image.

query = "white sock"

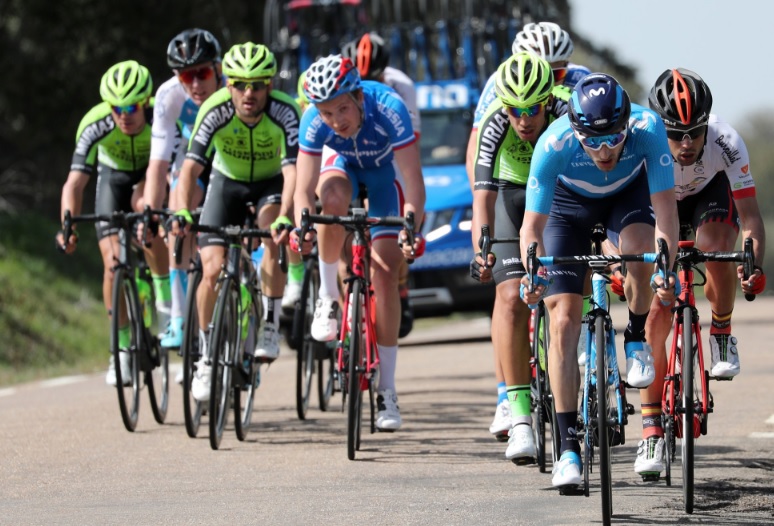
[262,295,281,325]
[318,259,340,301]
[376,344,398,392]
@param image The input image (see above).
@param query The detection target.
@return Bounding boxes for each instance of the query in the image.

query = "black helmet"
[167,28,222,69]
[341,32,389,81]
[569,73,631,136]
[648,68,712,130]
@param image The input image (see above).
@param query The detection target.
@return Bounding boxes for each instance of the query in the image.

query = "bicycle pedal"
[376,427,396,433]
[557,485,583,496]
[253,356,277,364]
[510,456,536,466]
[494,432,509,443]
[710,375,734,382]
[626,403,635,415]
[640,473,661,482]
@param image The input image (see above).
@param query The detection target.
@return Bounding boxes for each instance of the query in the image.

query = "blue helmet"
[569,73,631,136]
[303,54,362,103]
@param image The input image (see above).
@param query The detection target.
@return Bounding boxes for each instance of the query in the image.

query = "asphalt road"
[1,298,773,525]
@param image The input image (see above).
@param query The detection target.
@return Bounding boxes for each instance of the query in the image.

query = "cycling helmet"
[303,54,361,103]
[99,60,153,106]
[166,28,221,69]
[222,43,277,79]
[648,68,713,130]
[512,22,574,63]
[494,52,554,107]
[569,73,631,136]
[341,32,389,81]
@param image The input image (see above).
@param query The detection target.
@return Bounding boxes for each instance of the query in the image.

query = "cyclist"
[469,52,569,461]
[56,60,170,386]
[291,55,426,431]
[628,68,767,479]
[170,42,301,402]
[342,31,421,338]
[519,73,680,488]
[143,28,223,357]
[465,20,590,440]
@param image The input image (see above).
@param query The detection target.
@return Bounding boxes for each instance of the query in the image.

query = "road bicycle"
[289,242,336,420]
[182,220,287,450]
[525,228,665,526]
[661,226,756,513]
[300,207,414,460]
[477,225,558,472]
[62,206,170,432]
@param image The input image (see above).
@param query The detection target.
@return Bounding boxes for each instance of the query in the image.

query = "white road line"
[766,414,774,425]
[0,388,17,398]
[749,432,774,439]
[39,375,89,388]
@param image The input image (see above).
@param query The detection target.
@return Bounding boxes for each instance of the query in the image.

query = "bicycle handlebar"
[187,223,288,274]
[62,207,171,249]
[676,237,756,302]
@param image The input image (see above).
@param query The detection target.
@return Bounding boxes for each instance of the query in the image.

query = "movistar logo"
[589,87,606,97]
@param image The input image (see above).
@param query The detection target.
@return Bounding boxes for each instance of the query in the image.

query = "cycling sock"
[624,310,647,343]
[169,269,186,318]
[118,325,131,349]
[497,382,508,404]
[710,310,733,335]
[318,259,339,300]
[263,295,281,325]
[376,344,398,391]
[288,261,304,285]
[507,385,532,425]
[641,402,663,438]
[152,273,172,303]
[557,411,581,455]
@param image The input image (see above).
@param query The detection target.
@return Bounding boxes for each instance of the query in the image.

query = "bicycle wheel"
[531,305,547,472]
[235,287,262,441]
[317,341,336,411]
[295,257,319,419]
[181,266,204,438]
[346,280,364,460]
[146,333,169,424]
[595,315,612,526]
[111,267,141,432]
[681,308,695,514]
[209,279,238,450]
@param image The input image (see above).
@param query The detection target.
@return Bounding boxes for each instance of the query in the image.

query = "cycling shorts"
[678,174,740,235]
[543,170,654,296]
[94,165,144,240]
[198,171,283,249]
[492,182,527,285]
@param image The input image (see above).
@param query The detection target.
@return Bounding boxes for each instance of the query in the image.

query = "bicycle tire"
[146,335,169,424]
[111,267,140,432]
[295,257,318,419]
[595,315,612,526]
[209,279,238,450]
[317,342,336,411]
[182,266,204,438]
[682,308,695,514]
[531,305,547,472]
[235,286,261,442]
[347,280,364,460]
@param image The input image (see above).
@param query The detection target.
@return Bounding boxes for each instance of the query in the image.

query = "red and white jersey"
[674,115,755,201]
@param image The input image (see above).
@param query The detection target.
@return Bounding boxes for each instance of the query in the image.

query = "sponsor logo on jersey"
[75,116,115,156]
[379,103,407,137]
[476,112,509,168]
[268,100,300,146]
[714,134,740,164]
[193,103,235,147]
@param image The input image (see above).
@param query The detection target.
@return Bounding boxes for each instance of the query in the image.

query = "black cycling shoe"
[399,296,414,338]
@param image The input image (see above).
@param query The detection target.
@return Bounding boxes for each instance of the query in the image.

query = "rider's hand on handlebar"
[469,251,496,283]
[169,209,193,237]
[650,270,680,306]
[270,215,293,245]
[610,266,626,299]
[738,264,766,295]
[55,229,78,254]
[398,230,425,260]
[289,227,315,255]
[519,272,549,308]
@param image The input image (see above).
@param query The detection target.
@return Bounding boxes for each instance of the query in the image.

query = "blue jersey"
[526,103,674,215]
[299,80,417,167]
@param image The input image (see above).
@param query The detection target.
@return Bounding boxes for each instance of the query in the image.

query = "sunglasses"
[665,124,706,142]
[177,66,214,84]
[111,102,143,115]
[506,100,547,118]
[552,67,568,84]
[575,128,628,150]
[228,79,271,92]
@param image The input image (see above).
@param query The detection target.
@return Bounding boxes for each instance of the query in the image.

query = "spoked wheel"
[531,305,550,472]
[663,414,675,486]
[295,259,318,419]
[182,267,204,438]
[595,316,613,526]
[681,308,696,514]
[111,268,141,432]
[147,335,169,424]
[235,289,262,441]
[583,393,593,498]
[317,342,336,411]
[346,281,364,460]
[209,281,238,450]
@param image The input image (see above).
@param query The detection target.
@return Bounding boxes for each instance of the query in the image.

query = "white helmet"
[302,54,361,103]
[512,22,574,63]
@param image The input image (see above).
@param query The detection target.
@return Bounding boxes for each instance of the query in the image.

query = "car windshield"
[419,110,472,166]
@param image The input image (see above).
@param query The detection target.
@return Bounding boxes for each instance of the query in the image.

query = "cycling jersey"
[472,62,588,129]
[186,87,301,181]
[150,76,199,166]
[382,66,421,134]
[70,102,153,174]
[299,81,416,167]
[473,87,570,189]
[673,115,755,201]
[526,103,674,215]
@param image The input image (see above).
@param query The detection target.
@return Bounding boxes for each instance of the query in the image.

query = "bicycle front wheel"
[111,267,141,432]
[209,278,238,450]
[346,280,364,461]
[146,334,169,424]
[182,266,204,438]
[595,315,612,526]
[295,258,318,419]
[531,305,548,472]
[681,308,696,514]
[235,287,262,441]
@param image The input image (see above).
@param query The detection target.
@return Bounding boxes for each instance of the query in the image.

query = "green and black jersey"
[186,87,301,182]
[70,101,154,174]
[473,86,569,191]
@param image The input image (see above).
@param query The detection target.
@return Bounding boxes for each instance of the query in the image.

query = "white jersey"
[149,76,200,175]
[674,115,755,201]
[382,66,421,135]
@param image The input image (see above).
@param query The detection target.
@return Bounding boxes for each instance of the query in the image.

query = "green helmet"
[494,52,554,108]
[297,70,309,104]
[222,42,277,79]
[99,60,153,106]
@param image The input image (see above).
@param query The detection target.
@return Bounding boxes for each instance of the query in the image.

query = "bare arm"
[650,187,679,268]
[278,163,297,221]
[144,159,170,210]
[60,170,90,222]
[176,159,205,212]
[471,189,497,253]
[735,195,766,266]
[394,144,425,227]
[465,129,478,190]
[293,151,322,225]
